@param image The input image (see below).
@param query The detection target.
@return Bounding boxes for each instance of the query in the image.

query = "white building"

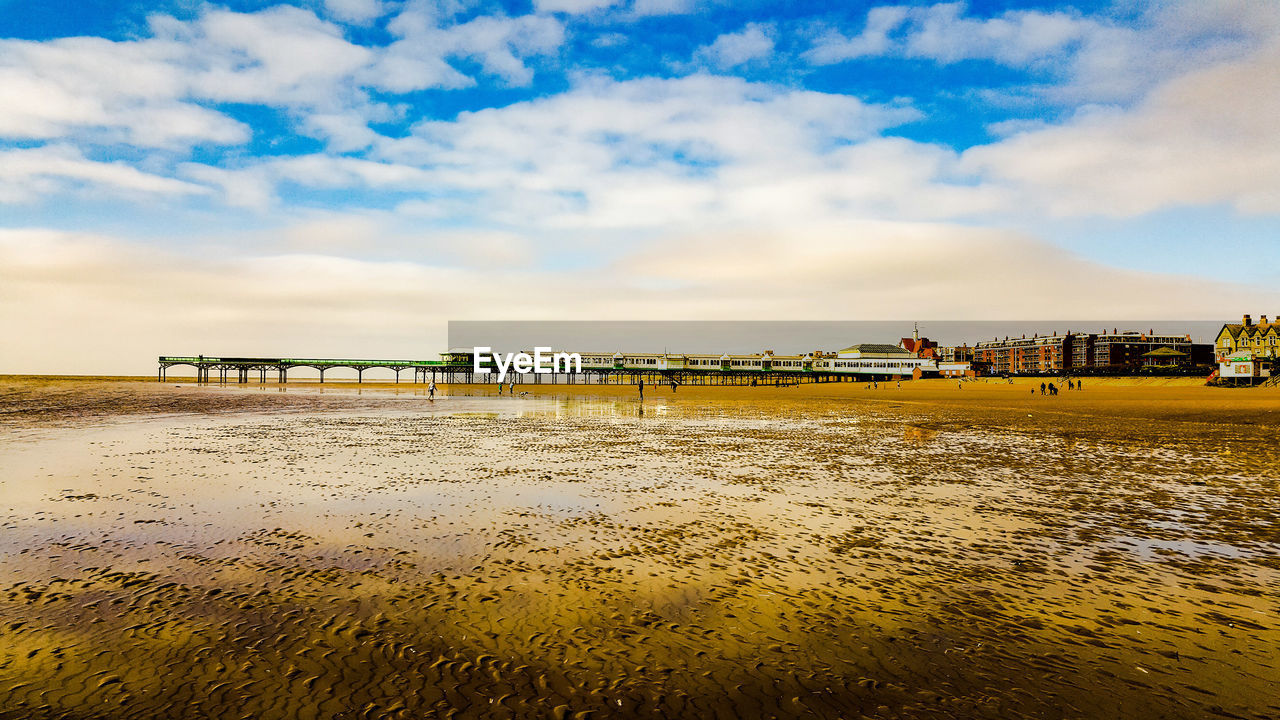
[1219,352,1272,382]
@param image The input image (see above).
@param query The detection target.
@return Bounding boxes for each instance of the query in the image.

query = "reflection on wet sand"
[1,378,1277,719]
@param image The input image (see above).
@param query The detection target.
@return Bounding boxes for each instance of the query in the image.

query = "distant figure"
[497,382,502,395]
[509,379,515,395]
[1048,382,1057,396]
[873,380,878,389]
[897,380,901,389]
[957,380,962,389]
[1040,382,1046,395]
[1077,379,1083,390]
[1068,379,1074,390]
[672,381,678,392]
[429,381,436,399]
[639,380,644,400]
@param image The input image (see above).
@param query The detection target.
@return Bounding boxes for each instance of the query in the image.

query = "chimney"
[1243,314,1252,327]
[1261,315,1269,325]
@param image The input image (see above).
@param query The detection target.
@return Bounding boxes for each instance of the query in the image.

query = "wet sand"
[1,376,1277,719]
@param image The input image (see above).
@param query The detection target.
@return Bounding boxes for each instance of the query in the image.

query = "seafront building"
[974,333,1075,374]
[1216,315,1279,359]
[1084,330,1212,369]
[975,330,1210,375]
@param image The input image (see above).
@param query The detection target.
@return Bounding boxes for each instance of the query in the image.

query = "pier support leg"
[358,368,363,384]
[319,369,325,384]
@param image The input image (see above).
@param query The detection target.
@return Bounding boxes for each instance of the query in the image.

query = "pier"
[158,355,867,386]
[158,356,466,385]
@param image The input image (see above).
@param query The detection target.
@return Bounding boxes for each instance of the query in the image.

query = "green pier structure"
[158,353,478,385]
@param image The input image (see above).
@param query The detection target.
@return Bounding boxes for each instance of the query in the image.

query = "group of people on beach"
[636,379,680,399]
[1036,379,1082,395]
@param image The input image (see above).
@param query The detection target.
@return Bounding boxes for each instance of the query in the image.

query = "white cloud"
[805,3,1095,68]
[362,74,940,230]
[169,6,375,106]
[323,0,385,25]
[179,154,435,210]
[443,14,564,86]
[695,23,774,69]
[0,37,249,147]
[630,0,695,17]
[160,73,931,223]
[804,1,1280,104]
[904,2,1090,65]
[180,164,276,211]
[300,112,382,152]
[0,3,566,156]
[186,21,1280,229]
[0,145,210,203]
[802,7,910,64]
[373,6,563,90]
[534,0,621,14]
[962,36,1280,217]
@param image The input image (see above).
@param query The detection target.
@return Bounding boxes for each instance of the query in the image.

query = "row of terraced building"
[971,330,1215,375]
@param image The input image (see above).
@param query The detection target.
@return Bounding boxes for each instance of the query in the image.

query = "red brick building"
[974,333,1075,374]
[975,329,1210,374]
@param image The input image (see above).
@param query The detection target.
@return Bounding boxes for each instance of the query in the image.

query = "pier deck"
[157,356,858,385]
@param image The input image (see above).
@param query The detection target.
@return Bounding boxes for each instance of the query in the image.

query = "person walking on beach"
[671,380,678,392]
[428,381,436,400]
[509,379,515,395]
[1077,379,1083,391]
[1048,382,1057,396]
[1040,382,1046,395]
[496,381,502,395]
[638,380,644,401]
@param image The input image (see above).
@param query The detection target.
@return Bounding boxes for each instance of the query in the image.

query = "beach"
[1,376,1277,719]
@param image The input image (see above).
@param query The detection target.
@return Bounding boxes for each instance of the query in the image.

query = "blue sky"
[1,0,1278,371]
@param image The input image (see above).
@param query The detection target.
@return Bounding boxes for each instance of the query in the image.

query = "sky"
[1,0,1278,373]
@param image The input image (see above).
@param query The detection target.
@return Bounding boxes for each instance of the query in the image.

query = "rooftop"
[839,343,913,355]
